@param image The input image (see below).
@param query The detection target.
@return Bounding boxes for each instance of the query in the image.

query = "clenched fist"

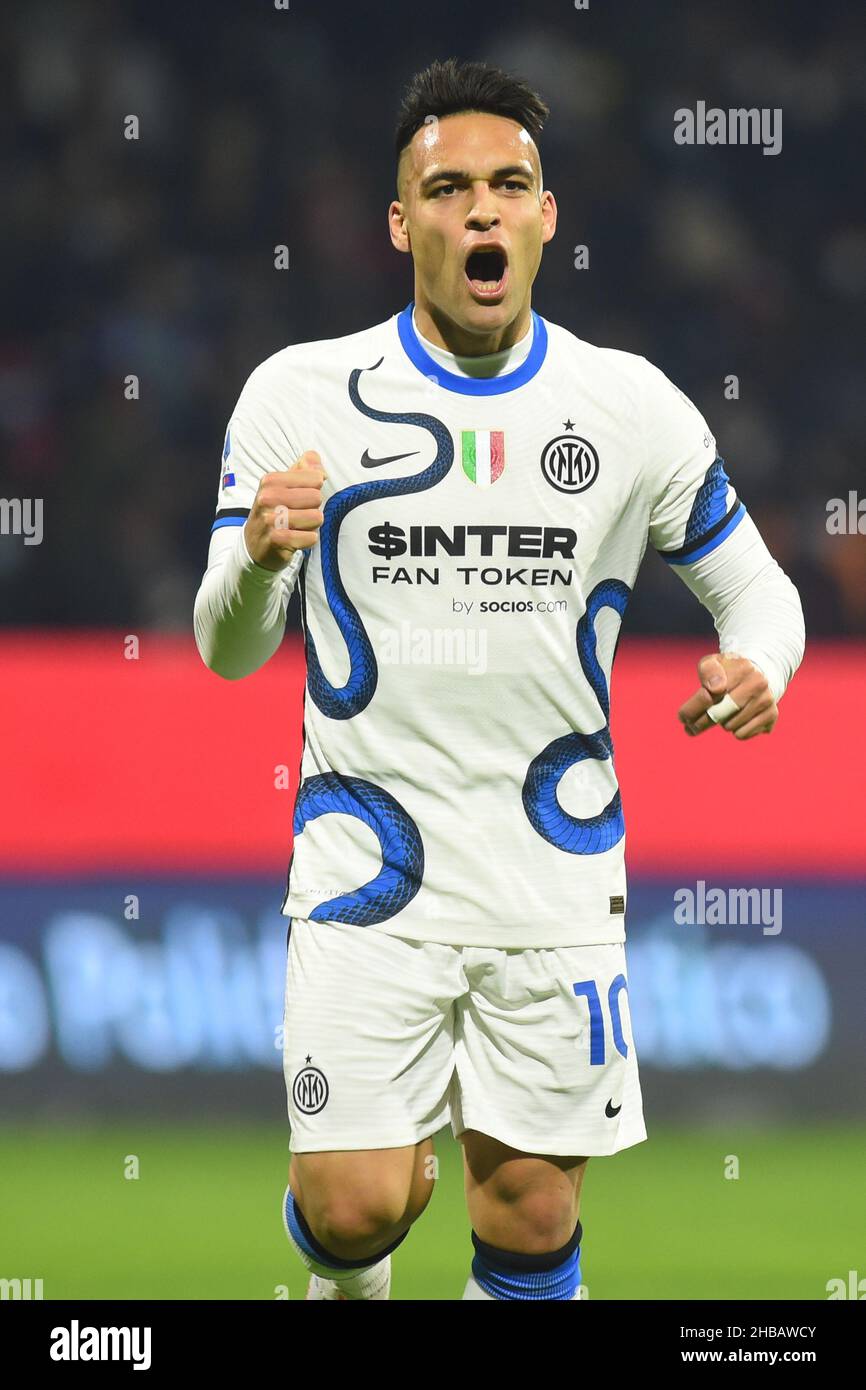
[243,451,327,572]
[677,652,779,740]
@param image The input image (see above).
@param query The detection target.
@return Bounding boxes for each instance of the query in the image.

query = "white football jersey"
[210,302,744,947]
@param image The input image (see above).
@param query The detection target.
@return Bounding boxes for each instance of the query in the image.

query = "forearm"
[193,524,304,679]
[671,514,806,701]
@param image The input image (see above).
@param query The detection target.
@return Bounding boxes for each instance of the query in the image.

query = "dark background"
[3,0,864,635]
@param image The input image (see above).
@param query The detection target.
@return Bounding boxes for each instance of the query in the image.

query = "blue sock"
[471,1220,583,1300]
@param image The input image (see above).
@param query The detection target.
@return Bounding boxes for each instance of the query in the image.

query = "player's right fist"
[243,450,327,571]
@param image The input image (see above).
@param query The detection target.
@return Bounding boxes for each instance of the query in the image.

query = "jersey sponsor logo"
[540,434,599,494]
[360,449,420,468]
[462,429,505,485]
[292,1061,330,1114]
[366,522,578,588]
[605,1098,622,1117]
[367,522,577,560]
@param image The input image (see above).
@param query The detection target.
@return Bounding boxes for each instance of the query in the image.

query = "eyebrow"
[419,163,536,191]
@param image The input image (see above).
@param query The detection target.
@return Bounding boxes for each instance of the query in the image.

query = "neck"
[412,294,532,356]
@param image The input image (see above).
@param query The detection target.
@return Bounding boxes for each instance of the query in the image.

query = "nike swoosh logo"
[360,449,420,468]
[605,1099,622,1118]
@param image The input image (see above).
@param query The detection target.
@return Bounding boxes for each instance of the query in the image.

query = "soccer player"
[193,57,805,1301]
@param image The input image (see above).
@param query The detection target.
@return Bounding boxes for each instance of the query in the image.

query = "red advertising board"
[2,634,861,875]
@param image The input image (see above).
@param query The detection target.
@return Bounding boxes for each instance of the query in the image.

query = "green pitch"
[1,1123,862,1300]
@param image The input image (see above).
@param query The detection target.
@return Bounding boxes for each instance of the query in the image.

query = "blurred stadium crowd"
[3,0,864,635]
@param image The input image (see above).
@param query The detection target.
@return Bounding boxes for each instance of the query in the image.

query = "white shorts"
[282,917,647,1158]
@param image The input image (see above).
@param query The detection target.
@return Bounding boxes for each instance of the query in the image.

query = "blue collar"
[396,301,548,395]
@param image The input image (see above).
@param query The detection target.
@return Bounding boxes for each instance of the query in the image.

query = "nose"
[466,181,500,228]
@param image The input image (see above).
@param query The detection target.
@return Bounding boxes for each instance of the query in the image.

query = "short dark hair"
[394,57,549,185]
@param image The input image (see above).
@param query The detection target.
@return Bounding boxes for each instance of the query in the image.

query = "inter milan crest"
[462,429,505,485]
[540,430,599,494]
[292,1059,329,1114]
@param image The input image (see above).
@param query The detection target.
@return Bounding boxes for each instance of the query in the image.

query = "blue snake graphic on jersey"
[295,357,449,925]
[305,357,454,720]
[523,579,631,855]
[294,773,424,925]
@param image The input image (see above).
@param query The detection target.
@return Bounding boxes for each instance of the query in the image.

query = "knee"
[503,1187,575,1249]
[480,1173,579,1252]
[291,1157,423,1255]
[308,1191,409,1254]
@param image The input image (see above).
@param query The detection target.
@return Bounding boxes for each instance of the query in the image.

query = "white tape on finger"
[706,692,742,725]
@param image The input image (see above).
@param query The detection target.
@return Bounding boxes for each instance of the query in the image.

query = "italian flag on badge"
[462,429,505,485]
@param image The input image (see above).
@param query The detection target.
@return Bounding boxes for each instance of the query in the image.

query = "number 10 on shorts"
[572,975,629,1064]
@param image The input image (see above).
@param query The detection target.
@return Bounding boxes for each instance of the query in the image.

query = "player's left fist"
[677,652,778,740]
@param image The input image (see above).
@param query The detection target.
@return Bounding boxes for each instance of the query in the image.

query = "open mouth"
[464,247,508,299]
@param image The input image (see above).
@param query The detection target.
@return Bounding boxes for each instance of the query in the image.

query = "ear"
[540,188,557,246]
[388,200,411,254]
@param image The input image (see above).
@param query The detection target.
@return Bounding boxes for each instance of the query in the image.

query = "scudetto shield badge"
[462,430,505,485]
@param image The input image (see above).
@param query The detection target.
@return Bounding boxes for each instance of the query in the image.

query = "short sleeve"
[642,358,746,565]
[210,359,302,537]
